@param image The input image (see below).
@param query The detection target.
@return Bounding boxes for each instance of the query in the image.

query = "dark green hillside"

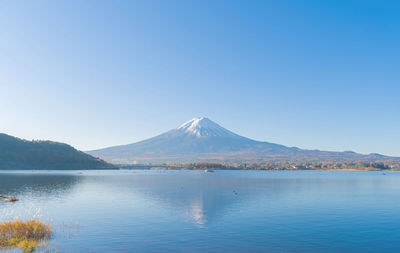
[0,133,115,170]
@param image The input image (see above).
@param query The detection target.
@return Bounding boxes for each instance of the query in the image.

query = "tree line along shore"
[141,161,400,171]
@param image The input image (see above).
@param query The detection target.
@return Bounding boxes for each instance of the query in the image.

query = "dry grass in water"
[0,219,52,252]
[8,196,18,202]
[0,195,18,202]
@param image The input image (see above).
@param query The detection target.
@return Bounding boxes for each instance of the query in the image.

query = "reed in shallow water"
[0,219,52,252]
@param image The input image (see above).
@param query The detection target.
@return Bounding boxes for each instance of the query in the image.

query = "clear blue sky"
[1,0,399,156]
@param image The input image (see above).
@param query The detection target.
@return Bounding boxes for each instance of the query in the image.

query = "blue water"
[1,170,400,252]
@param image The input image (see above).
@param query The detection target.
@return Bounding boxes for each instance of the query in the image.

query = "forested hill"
[0,133,115,170]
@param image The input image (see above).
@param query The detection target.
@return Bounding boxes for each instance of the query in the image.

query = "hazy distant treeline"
[156,160,400,171]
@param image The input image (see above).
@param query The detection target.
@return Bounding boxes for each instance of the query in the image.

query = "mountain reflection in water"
[1,170,400,252]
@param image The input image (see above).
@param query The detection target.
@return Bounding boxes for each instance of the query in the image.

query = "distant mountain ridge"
[0,133,114,170]
[87,117,398,163]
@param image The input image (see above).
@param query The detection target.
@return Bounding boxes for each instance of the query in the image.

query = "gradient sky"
[1,0,399,156]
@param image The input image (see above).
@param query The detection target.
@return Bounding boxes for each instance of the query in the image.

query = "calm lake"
[1,170,400,252]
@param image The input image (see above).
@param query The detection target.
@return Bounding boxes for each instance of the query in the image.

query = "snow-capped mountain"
[176,117,240,138]
[87,117,392,163]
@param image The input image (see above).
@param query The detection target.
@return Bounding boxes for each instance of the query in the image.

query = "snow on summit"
[177,117,239,138]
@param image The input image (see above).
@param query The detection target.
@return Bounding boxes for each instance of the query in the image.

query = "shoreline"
[1,168,398,172]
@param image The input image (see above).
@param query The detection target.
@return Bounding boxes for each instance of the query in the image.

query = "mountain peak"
[177,117,211,128]
[176,117,238,138]
[87,117,399,164]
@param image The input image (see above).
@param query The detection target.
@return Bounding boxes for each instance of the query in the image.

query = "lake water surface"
[1,170,400,252]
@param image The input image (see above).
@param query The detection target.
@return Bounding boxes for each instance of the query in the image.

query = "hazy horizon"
[1,1,399,156]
